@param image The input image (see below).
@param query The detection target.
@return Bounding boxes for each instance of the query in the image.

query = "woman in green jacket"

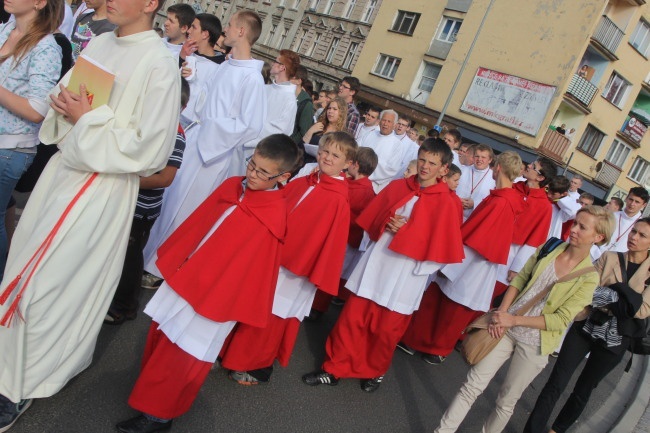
[434,205,614,433]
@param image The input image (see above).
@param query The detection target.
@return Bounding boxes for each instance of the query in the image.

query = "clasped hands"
[386,214,407,233]
[487,310,516,338]
[50,83,91,125]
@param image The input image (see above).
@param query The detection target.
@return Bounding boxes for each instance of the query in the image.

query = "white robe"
[456,165,495,220]
[143,58,266,277]
[395,134,420,179]
[180,54,220,127]
[354,123,378,144]
[599,210,641,254]
[162,37,183,56]
[0,31,180,402]
[360,130,403,193]
[231,80,297,176]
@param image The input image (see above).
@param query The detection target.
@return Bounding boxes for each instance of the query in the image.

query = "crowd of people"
[0,1,648,433]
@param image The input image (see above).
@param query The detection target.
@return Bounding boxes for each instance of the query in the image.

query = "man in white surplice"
[0,0,180,423]
[143,11,266,278]
[359,109,402,194]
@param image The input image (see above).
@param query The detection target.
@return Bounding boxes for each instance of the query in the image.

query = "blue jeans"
[0,149,35,279]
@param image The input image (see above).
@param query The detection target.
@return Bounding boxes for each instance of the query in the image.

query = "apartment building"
[352,0,650,200]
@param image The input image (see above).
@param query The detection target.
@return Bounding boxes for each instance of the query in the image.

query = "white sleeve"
[510,244,537,273]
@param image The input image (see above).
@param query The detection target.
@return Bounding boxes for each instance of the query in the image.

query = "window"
[265,24,277,46]
[630,20,650,57]
[277,27,289,48]
[306,32,322,57]
[418,62,442,93]
[344,0,356,19]
[577,124,605,157]
[309,0,320,11]
[602,72,631,108]
[373,54,401,80]
[605,140,631,168]
[361,0,377,23]
[294,29,309,52]
[437,17,462,42]
[325,37,340,62]
[342,41,359,69]
[629,157,650,184]
[278,0,286,6]
[292,0,301,9]
[391,10,421,36]
[324,0,335,14]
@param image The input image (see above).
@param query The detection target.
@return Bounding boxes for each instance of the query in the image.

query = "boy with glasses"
[117,135,299,432]
[338,76,361,135]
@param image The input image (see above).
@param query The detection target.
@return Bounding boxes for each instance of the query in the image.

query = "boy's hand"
[50,83,91,125]
[180,39,198,59]
[461,197,474,210]
[181,62,193,78]
[386,215,407,233]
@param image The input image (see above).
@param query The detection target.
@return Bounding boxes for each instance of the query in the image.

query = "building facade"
[352,0,650,200]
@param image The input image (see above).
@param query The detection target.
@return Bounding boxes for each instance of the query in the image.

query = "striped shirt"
[134,125,185,220]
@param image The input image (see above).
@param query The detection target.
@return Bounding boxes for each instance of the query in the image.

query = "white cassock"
[394,133,420,179]
[456,165,495,220]
[231,80,297,176]
[548,196,580,239]
[179,54,220,127]
[599,210,641,254]
[354,123,378,144]
[0,31,179,402]
[162,37,183,56]
[359,130,402,193]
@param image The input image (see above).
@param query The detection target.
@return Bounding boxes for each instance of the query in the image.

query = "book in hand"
[67,54,115,109]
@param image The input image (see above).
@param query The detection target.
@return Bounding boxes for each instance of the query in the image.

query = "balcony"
[445,0,472,13]
[563,74,599,113]
[593,160,622,187]
[538,129,571,162]
[426,40,452,60]
[590,16,624,60]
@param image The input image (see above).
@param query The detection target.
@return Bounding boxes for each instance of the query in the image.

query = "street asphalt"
[7,290,639,433]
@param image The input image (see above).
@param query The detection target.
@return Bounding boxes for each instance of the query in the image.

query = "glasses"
[529,161,543,176]
[273,59,284,67]
[338,82,351,90]
[246,157,285,181]
[397,123,409,128]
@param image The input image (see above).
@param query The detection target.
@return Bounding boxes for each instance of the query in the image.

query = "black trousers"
[110,217,155,315]
[524,322,625,433]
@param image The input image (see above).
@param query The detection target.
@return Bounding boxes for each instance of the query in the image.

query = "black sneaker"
[360,376,383,393]
[116,415,172,433]
[302,371,339,386]
[396,341,416,356]
[422,354,446,365]
[0,398,32,433]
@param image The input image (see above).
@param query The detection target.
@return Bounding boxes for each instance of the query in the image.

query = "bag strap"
[617,252,629,285]
[513,265,597,317]
[538,237,564,261]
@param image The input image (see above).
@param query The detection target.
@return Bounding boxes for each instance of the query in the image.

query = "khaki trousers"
[435,334,549,433]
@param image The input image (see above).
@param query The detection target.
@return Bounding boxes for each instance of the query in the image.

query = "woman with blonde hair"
[435,205,614,433]
[301,96,348,163]
[0,0,63,276]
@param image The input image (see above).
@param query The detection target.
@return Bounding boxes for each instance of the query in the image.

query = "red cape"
[156,177,287,328]
[356,176,465,263]
[462,187,525,264]
[511,182,553,247]
[282,172,350,296]
[347,176,376,248]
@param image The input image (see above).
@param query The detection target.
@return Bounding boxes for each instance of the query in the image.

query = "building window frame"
[342,41,359,69]
[265,24,277,46]
[605,139,632,169]
[418,62,442,93]
[324,0,335,14]
[602,72,631,108]
[372,54,401,80]
[576,124,605,158]
[294,29,309,52]
[391,10,421,36]
[325,37,340,63]
[343,0,356,19]
[436,16,462,43]
[630,19,650,57]
[306,32,321,57]
[277,27,289,49]
[628,156,650,185]
[361,0,377,23]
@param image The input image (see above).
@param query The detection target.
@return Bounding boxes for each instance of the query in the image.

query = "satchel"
[461,264,596,366]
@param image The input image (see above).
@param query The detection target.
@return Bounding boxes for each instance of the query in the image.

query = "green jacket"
[510,243,599,355]
[290,90,314,145]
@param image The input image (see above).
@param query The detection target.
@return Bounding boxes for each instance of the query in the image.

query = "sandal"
[103,308,136,326]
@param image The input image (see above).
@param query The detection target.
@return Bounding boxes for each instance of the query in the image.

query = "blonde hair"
[318,131,357,161]
[317,96,348,133]
[576,205,615,246]
[494,151,522,181]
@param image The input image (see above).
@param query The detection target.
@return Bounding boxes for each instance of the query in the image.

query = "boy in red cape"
[116,135,299,433]
[221,132,356,385]
[309,146,379,317]
[302,138,464,393]
[408,151,525,366]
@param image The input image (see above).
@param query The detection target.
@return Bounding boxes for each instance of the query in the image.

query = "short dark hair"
[167,3,196,29]
[303,79,314,95]
[445,129,462,145]
[196,13,222,46]
[293,65,309,84]
[180,77,190,108]
[427,128,439,138]
[255,134,301,173]
[418,138,453,167]
[609,197,624,210]
[235,10,263,44]
[629,187,650,204]
[548,176,570,194]
[367,106,381,115]
[579,192,595,203]
[341,76,360,94]
[354,146,378,176]
[447,163,461,177]
[536,157,558,188]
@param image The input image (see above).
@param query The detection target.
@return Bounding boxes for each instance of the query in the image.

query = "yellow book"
[67,54,115,109]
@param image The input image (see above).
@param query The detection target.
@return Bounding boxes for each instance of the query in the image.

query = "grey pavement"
[7,291,644,433]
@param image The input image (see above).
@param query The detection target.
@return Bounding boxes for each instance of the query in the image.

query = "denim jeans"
[0,149,35,278]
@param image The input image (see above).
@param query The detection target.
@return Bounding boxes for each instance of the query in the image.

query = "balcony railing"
[594,160,622,187]
[445,0,472,13]
[565,74,598,107]
[592,16,624,56]
[538,129,571,162]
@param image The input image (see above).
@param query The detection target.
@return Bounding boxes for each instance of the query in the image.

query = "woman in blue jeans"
[0,0,63,276]
[524,217,650,433]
